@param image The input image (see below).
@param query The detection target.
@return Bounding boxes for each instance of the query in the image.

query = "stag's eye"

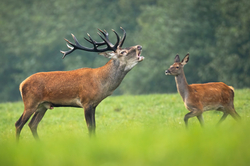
[176,66,179,69]
[121,51,127,55]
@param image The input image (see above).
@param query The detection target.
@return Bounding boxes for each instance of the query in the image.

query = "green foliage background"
[1,0,250,102]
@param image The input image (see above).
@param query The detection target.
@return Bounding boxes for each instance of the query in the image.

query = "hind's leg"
[28,107,47,140]
[15,108,36,141]
[184,110,202,128]
[229,108,241,121]
[197,114,204,127]
[217,112,228,125]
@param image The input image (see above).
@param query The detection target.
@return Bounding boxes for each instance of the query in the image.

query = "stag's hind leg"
[15,108,36,141]
[28,107,47,140]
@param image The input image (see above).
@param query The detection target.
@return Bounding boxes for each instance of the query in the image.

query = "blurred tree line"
[0,0,249,102]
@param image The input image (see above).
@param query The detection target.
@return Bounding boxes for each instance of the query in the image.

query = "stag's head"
[61,27,144,71]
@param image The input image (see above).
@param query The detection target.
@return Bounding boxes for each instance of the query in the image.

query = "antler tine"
[60,33,95,58]
[98,29,109,40]
[119,27,126,47]
[84,37,105,46]
[86,33,98,50]
[60,48,74,59]
[97,32,115,51]
[98,28,120,50]
[60,37,76,59]
[97,29,115,48]
[111,29,120,49]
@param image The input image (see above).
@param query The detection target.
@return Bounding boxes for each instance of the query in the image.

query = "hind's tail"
[229,86,234,91]
[229,86,234,98]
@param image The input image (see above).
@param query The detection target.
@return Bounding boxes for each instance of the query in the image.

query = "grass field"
[0,89,250,166]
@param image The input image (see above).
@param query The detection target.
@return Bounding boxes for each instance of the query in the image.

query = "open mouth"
[137,50,144,62]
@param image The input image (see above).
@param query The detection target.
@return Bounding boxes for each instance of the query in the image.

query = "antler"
[119,27,126,47]
[60,27,126,59]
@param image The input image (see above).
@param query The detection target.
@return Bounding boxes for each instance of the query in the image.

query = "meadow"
[0,89,250,166]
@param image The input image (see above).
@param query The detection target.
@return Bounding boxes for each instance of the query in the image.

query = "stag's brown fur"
[15,28,144,140]
[165,54,240,127]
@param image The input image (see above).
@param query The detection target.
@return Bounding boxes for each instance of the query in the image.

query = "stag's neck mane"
[97,59,129,93]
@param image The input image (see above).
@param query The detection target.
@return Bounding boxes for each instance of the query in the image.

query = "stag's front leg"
[84,105,96,137]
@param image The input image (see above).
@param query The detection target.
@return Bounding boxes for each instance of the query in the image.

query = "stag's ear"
[174,55,180,63]
[181,53,189,66]
[99,51,117,59]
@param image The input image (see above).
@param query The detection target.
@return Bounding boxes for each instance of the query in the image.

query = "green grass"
[0,89,250,166]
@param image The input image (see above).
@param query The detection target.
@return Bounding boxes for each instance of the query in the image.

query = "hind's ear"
[174,55,180,63]
[181,53,189,66]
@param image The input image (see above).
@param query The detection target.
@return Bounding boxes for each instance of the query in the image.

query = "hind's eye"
[176,66,179,69]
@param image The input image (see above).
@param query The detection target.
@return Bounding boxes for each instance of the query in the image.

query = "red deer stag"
[15,27,144,140]
[165,53,240,127]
